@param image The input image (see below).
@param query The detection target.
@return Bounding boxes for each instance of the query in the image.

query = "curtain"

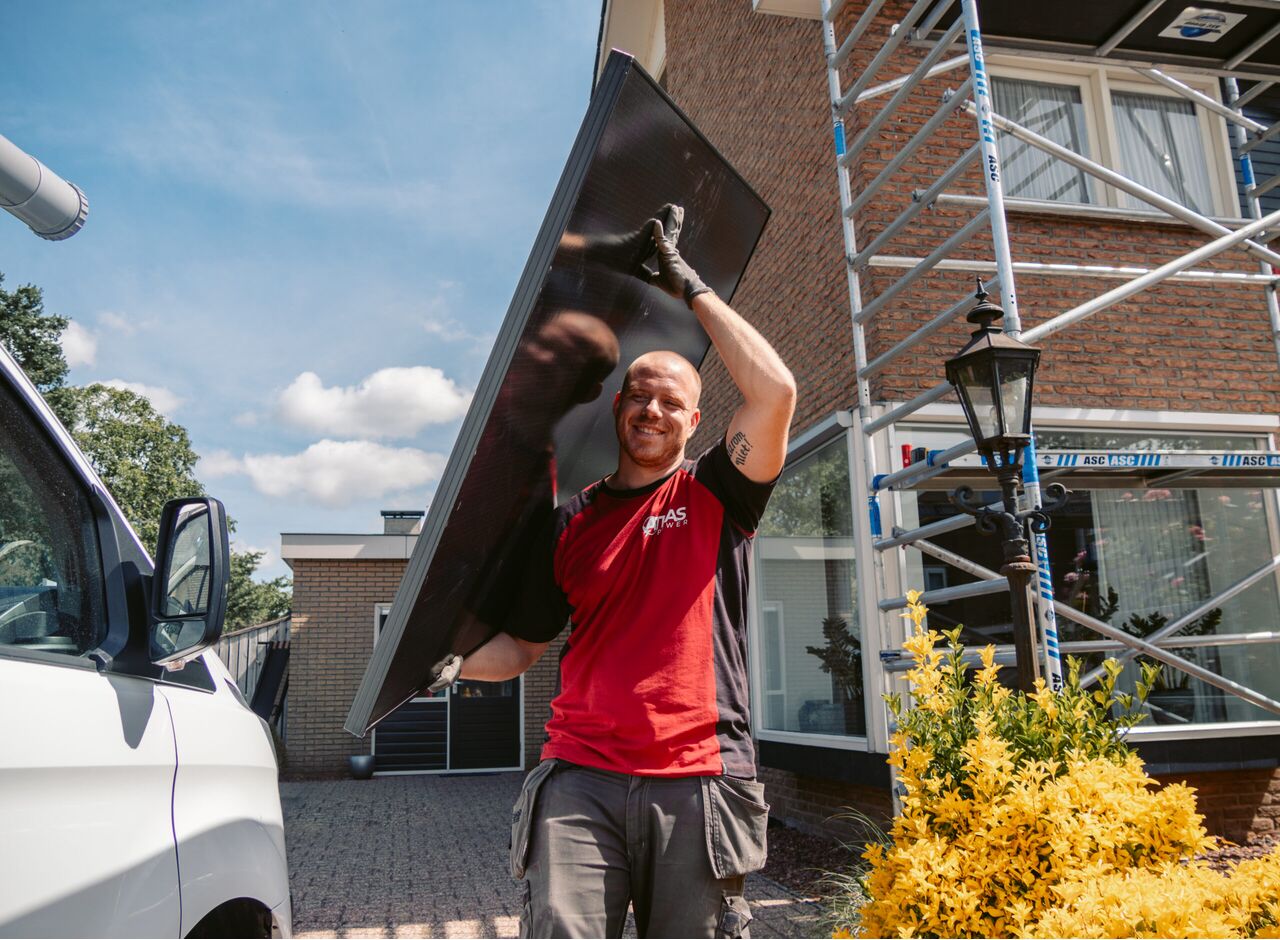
[1092,488,1209,624]
[992,77,1092,203]
[1112,90,1215,215]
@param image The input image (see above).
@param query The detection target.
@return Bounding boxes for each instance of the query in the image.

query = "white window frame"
[750,416,872,752]
[879,403,1280,742]
[987,55,1240,219]
[760,601,787,730]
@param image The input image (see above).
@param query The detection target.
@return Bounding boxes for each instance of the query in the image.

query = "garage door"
[371,607,521,774]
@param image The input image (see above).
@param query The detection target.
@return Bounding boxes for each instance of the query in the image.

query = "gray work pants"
[509,760,768,938]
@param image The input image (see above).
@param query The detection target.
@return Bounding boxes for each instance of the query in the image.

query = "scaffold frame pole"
[818,0,1280,742]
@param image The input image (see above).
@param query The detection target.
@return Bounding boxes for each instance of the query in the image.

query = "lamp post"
[944,278,1067,692]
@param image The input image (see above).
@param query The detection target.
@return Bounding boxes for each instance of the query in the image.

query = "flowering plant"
[831,590,1280,939]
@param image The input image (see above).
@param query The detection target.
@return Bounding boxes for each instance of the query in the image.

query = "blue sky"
[0,1,602,579]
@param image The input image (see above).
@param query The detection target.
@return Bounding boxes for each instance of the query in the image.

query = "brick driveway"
[282,774,826,938]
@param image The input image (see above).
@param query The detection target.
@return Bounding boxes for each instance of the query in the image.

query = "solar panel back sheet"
[345,51,770,735]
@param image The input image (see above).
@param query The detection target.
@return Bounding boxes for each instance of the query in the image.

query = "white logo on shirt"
[642,506,688,536]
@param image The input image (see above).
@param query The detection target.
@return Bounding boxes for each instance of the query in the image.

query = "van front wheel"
[187,898,273,938]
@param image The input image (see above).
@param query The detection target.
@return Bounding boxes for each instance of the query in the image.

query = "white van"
[0,342,291,937]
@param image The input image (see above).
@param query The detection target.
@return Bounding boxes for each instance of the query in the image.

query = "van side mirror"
[149,497,230,666]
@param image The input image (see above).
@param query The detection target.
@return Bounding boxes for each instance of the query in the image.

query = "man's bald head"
[620,351,702,408]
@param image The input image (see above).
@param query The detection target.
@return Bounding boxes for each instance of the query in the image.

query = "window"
[988,59,1233,217]
[993,77,1093,203]
[0,383,106,656]
[754,435,864,740]
[897,426,1280,728]
[1112,91,1215,215]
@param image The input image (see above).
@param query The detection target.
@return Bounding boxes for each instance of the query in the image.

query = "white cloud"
[232,411,260,428]
[62,321,97,367]
[198,448,243,479]
[98,311,139,334]
[100,379,183,416]
[276,366,472,439]
[239,439,445,508]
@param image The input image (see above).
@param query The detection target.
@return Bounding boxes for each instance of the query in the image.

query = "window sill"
[934,192,1250,230]
[1126,719,1280,743]
[756,728,870,751]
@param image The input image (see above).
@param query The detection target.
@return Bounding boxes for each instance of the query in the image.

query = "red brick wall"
[671,0,1280,435]
[666,1,850,451]
[663,0,1280,842]
[288,558,407,776]
[760,764,894,840]
[1153,767,1280,843]
[829,1,1280,413]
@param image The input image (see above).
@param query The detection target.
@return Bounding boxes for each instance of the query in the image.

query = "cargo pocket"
[700,775,770,879]
[716,893,753,938]
[510,758,558,880]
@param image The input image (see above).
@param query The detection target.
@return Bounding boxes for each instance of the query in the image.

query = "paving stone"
[282,775,823,938]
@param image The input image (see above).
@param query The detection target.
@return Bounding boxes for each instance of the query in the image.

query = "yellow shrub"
[1028,850,1280,938]
[840,591,1280,939]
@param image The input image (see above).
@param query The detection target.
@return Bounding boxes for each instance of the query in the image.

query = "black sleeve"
[502,504,572,643]
[693,438,779,535]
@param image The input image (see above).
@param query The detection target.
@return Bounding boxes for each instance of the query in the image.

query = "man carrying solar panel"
[440,207,796,938]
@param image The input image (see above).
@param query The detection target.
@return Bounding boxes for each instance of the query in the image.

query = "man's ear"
[612,391,621,416]
[688,408,701,436]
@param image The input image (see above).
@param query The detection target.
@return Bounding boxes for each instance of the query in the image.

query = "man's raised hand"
[650,207,712,308]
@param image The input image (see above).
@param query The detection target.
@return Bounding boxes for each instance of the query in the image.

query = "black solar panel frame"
[346,51,770,736]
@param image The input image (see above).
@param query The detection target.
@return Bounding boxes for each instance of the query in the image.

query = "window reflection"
[900,427,1280,726]
[755,436,864,738]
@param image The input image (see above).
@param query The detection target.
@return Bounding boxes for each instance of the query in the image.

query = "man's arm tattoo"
[728,430,753,467]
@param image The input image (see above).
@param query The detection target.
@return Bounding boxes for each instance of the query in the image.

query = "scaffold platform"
[879,449,1280,490]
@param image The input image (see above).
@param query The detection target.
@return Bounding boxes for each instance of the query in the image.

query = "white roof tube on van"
[0,132,87,240]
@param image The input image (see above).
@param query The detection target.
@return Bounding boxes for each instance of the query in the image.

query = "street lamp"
[944,278,1066,691]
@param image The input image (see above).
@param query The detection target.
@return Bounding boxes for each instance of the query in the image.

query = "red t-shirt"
[510,439,775,777]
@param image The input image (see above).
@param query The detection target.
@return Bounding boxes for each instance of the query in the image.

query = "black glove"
[573,208,670,276]
[651,207,712,308]
[425,653,463,693]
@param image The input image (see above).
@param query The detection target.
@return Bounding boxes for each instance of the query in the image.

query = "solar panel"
[345,51,771,735]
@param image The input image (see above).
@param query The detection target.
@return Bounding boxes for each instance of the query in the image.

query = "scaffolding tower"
[819,0,1280,753]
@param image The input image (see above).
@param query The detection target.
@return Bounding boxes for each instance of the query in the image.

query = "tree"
[58,383,206,548]
[758,442,853,538]
[0,274,77,426]
[225,550,292,630]
[0,269,287,610]
[0,273,69,393]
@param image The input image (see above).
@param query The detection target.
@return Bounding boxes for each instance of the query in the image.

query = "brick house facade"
[285,555,406,776]
[601,0,1280,842]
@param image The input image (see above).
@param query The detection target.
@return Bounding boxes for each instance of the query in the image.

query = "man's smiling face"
[613,352,701,474]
